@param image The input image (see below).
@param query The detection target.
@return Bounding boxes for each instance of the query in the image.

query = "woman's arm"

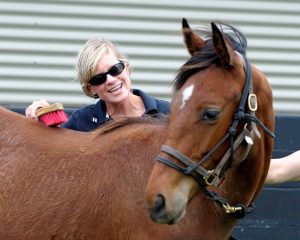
[266,150,300,184]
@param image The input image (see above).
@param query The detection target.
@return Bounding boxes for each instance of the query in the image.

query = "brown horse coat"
[0,107,214,240]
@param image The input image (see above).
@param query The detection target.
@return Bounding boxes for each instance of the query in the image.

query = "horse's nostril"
[154,194,165,216]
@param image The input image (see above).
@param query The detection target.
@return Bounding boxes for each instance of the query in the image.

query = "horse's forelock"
[174,22,247,91]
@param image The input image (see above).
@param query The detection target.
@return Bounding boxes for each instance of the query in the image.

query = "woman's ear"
[125,62,131,75]
[87,84,96,96]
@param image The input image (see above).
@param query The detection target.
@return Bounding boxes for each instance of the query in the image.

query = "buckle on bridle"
[248,93,257,112]
[204,170,219,186]
[222,203,243,214]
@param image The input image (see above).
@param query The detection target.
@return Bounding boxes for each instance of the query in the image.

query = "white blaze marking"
[180,85,194,109]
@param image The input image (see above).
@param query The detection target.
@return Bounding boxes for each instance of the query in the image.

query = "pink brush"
[36,103,68,127]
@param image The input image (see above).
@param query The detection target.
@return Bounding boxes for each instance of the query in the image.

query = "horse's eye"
[201,109,220,122]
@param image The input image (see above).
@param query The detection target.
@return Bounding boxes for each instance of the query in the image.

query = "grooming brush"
[36,103,68,127]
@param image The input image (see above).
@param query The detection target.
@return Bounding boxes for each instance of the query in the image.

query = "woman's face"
[89,51,132,104]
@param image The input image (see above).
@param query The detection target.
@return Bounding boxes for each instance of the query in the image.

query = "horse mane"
[174,22,248,90]
[97,114,168,134]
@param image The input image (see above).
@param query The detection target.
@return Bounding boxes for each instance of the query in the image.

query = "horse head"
[145,18,275,227]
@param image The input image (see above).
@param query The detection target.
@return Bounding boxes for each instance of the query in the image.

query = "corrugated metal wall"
[1,0,300,114]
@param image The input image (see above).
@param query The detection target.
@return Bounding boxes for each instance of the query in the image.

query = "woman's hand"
[25,99,50,119]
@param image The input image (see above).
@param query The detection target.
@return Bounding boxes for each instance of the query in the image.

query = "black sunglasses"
[89,61,125,86]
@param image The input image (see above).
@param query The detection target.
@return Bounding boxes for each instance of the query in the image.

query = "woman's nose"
[105,74,116,84]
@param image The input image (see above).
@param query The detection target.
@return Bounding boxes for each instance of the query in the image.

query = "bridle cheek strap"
[156,125,254,187]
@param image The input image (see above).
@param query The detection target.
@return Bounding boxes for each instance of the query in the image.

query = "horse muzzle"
[148,193,187,224]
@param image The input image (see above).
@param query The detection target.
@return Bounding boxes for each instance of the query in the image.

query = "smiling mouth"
[108,83,122,93]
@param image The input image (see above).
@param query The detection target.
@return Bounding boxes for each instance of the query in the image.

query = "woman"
[25,38,170,131]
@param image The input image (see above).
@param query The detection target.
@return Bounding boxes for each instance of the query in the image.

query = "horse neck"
[87,121,165,174]
[84,122,165,215]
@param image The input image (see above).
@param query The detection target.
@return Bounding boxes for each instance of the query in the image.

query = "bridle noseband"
[156,54,275,218]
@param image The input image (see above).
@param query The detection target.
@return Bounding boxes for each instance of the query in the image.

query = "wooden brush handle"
[36,103,64,118]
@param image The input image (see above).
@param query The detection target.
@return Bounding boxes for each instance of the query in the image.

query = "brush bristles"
[38,110,68,126]
[36,103,68,127]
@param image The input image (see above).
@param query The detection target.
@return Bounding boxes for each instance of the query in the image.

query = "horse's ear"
[211,22,234,68]
[182,18,205,56]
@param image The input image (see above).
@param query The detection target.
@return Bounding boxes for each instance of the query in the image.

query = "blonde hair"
[76,38,129,98]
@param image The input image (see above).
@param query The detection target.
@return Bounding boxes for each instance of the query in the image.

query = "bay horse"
[1,108,232,239]
[145,19,275,239]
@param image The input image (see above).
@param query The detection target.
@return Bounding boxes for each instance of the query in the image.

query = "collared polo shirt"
[61,89,170,132]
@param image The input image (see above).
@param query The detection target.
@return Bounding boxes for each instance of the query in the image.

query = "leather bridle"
[156,54,275,218]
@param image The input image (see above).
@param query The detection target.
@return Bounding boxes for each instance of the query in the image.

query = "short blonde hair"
[76,38,129,98]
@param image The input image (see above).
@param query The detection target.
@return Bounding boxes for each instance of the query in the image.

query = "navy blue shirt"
[61,89,170,132]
